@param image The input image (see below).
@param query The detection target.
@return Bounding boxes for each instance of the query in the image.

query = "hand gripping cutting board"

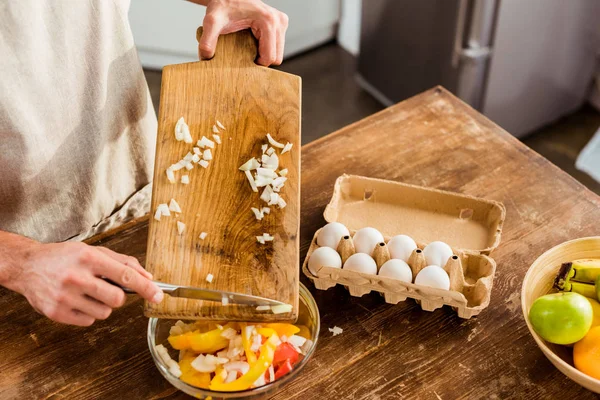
[144,28,301,321]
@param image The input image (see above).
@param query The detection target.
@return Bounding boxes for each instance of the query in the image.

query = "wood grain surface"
[1,87,600,399]
[145,28,301,321]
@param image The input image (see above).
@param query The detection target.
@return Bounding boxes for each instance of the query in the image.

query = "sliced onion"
[268,365,275,383]
[213,134,222,144]
[277,197,287,209]
[177,221,185,235]
[266,133,285,149]
[266,147,275,156]
[279,168,288,176]
[212,125,219,134]
[256,236,266,244]
[262,233,274,241]
[181,175,189,184]
[171,162,185,172]
[175,117,185,141]
[239,157,260,171]
[206,273,213,283]
[203,149,213,161]
[255,175,273,187]
[199,160,209,168]
[328,326,343,336]
[255,305,271,311]
[262,154,279,170]
[154,209,162,221]
[245,170,258,192]
[288,335,307,348]
[185,162,193,171]
[268,193,279,205]
[182,124,193,144]
[271,304,292,314]
[184,152,194,162]
[281,142,293,154]
[221,296,229,306]
[251,207,263,220]
[193,147,201,155]
[197,137,215,149]
[257,168,277,178]
[157,203,171,217]
[272,176,287,188]
[217,120,225,130]
[166,168,176,183]
[169,199,182,213]
[192,154,200,163]
[199,232,208,240]
[261,207,270,214]
[261,144,268,154]
[260,185,273,203]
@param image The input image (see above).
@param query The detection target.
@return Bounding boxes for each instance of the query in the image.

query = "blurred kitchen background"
[129,0,600,195]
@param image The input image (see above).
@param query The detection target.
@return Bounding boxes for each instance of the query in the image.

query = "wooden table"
[2,87,599,399]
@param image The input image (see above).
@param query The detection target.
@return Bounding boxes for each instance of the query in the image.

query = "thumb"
[199,12,227,60]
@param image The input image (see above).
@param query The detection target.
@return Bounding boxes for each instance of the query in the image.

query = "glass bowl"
[148,283,320,399]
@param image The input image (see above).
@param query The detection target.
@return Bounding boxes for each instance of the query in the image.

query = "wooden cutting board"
[144,28,301,321]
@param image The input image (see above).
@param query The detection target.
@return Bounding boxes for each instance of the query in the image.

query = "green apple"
[529,292,593,345]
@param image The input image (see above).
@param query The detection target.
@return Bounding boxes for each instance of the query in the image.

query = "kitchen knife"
[108,280,287,307]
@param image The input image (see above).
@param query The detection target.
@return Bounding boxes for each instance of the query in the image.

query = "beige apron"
[0,0,157,243]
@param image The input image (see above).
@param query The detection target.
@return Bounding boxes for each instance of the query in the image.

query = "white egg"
[308,247,342,276]
[343,253,377,275]
[387,235,418,262]
[378,259,412,282]
[414,265,450,290]
[423,241,453,268]
[317,222,350,249]
[352,227,384,256]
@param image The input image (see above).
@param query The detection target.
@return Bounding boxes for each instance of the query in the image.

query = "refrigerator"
[356,0,600,137]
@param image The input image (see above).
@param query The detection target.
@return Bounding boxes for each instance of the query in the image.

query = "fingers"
[95,247,152,279]
[80,276,127,308]
[256,25,277,66]
[48,307,95,327]
[199,11,228,60]
[274,14,288,66]
[91,251,163,304]
[69,294,112,320]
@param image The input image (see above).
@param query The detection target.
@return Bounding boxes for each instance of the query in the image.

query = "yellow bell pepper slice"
[295,325,311,340]
[168,328,229,353]
[210,334,279,392]
[178,354,211,389]
[211,366,226,387]
[240,323,257,364]
[265,323,300,338]
[256,327,277,338]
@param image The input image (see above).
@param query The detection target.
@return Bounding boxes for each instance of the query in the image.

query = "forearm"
[0,230,39,293]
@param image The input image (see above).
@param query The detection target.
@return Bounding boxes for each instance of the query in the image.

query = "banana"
[554,259,600,291]
[562,281,598,300]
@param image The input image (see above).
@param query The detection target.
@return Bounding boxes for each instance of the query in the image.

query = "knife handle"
[103,278,136,294]
[103,278,177,295]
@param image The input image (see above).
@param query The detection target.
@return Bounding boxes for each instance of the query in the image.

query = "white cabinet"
[129,0,340,69]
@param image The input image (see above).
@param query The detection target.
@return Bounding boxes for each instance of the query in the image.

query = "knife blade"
[107,279,287,307]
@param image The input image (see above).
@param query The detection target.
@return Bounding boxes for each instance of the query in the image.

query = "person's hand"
[198,0,289,66]
[12,242,163,327]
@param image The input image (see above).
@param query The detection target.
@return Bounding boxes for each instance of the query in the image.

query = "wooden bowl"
[521,236,600,394]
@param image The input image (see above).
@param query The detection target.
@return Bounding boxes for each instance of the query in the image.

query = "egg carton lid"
[323,175,506,255]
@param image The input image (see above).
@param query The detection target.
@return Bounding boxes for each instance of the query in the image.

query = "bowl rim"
[147,282,320,396]
[521,236,600,388]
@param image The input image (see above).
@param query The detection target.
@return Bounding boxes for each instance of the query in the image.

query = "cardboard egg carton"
[302,175,506,319]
